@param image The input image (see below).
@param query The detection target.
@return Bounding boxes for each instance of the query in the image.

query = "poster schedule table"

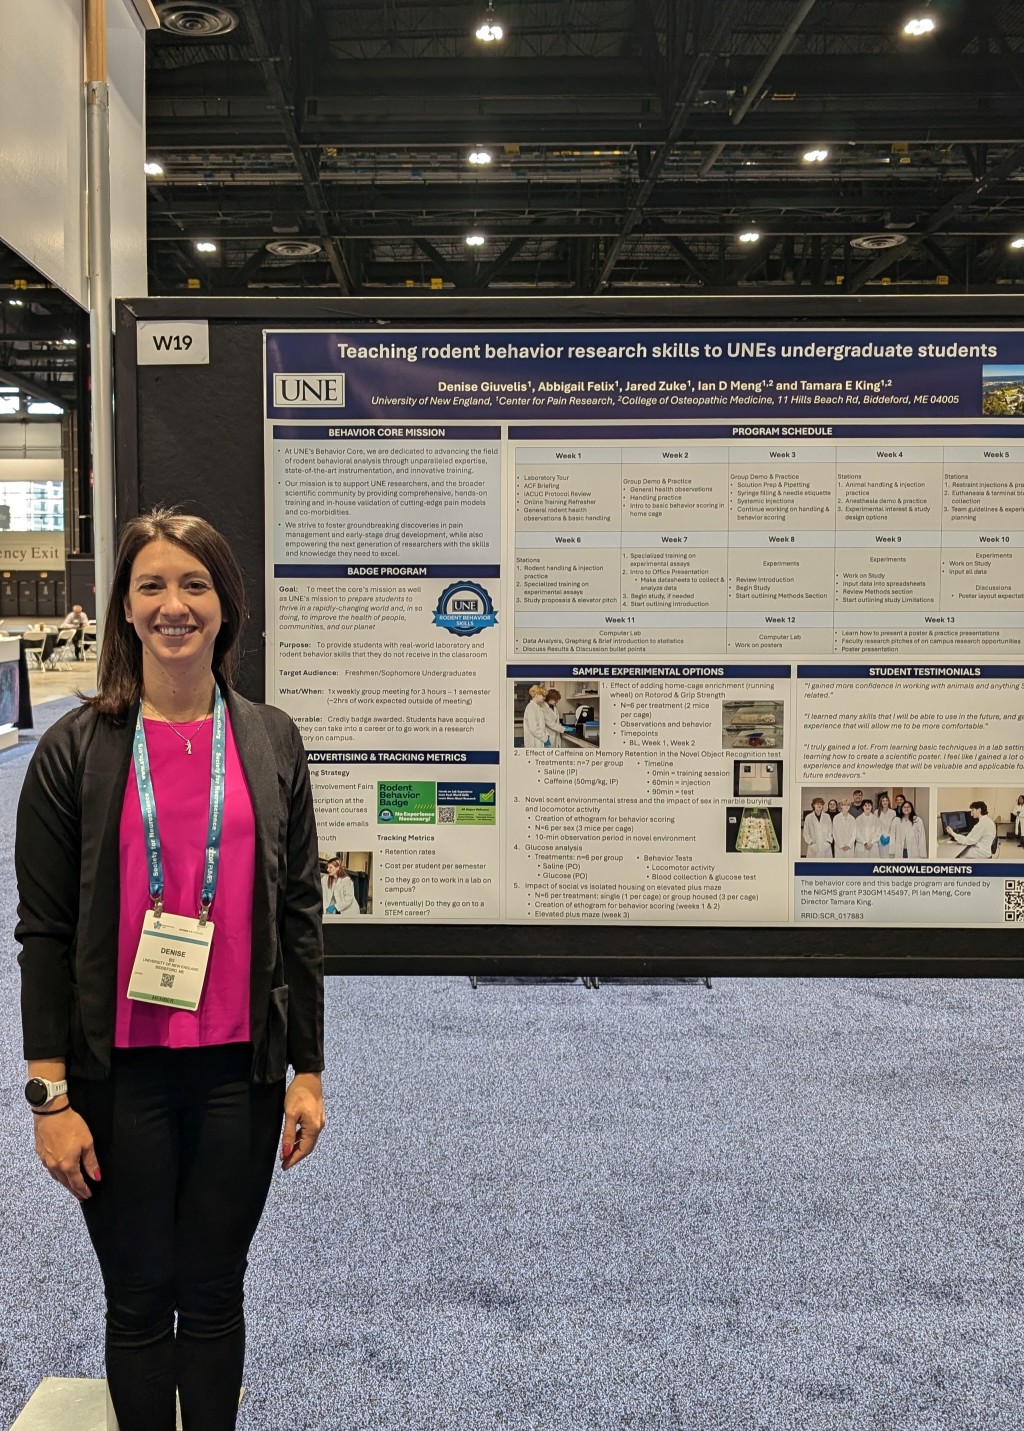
[513,442,1024,657]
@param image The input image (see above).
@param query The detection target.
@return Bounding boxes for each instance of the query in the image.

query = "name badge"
[127,909,215,1011]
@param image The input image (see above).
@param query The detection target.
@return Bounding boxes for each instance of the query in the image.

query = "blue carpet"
[1,700,1023,1429]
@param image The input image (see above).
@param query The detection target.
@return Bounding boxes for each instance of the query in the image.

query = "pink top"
[114,711,256,1048]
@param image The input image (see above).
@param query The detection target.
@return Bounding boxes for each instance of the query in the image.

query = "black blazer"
[15,683,324,1082]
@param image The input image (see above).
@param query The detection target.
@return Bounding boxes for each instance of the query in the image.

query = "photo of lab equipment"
[936,786,1020,860]
[725,806,783,854]
[733,760,783,799]
[722,700,783,750]
[512,680,601,749]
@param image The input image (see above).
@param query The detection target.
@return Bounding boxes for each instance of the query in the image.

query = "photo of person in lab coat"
[543,688,565,746]
[523,685,551,748]
[894,801,927,860]
[945,800,997,859]
[854,798,880,858]
[831,800,858,858]
[875,794,899,860]
[322,858,362,916]
[1015,794,1024,848]
[803,798,833,857]
[825,799,840,854]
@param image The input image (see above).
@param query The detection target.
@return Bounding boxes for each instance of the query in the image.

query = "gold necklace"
[142,699,212,756]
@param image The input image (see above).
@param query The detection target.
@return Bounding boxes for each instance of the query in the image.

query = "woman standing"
[894,799,928,859]
[15,510,325,1431]
[523,684,551,748]
[875,794,899,860]
[1015,795,1024,848]
[825,799,840,856]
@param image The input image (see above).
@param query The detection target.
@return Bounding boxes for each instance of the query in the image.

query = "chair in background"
[44,626,79,669]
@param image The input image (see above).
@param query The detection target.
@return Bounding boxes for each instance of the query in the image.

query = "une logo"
[452,599,480,612]
[273,373,345,406]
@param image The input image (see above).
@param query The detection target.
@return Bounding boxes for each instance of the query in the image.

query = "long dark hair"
[899,800,918,822]
[86,508,247,718]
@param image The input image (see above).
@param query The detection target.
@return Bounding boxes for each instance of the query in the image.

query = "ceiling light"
[8,299,24,307]
[195,240,218,253]
[475,2,504,41]
[737,229,761,244]
[802,147,829,163]
[465,233,486,247]
[1011,237,1024,250]
[61,337,77,346]
[903,14,936,36]
[144,160,164,177]
[468,150,493,166]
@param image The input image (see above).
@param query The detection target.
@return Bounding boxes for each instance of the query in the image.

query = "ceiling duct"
[850,233,908,250]
[266,240,323,259]
[157,4,239,36]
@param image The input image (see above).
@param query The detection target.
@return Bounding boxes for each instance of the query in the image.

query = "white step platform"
[11,1378,245,1429]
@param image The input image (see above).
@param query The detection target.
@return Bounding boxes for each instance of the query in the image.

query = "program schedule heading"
[264,327,1024,931]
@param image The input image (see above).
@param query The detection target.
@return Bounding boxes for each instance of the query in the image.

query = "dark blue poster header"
[265,327,1020,422]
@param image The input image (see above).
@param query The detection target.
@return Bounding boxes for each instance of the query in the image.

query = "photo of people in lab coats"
[513,680,601,750]
[320,851,372,917]
[799,786,930,859]
[935,787,1023,861]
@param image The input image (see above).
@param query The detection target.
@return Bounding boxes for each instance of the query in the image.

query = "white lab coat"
[523,699,549,748]
[948,814,997,860]
[1015,804,1024,839]
[543,703,564,745]
[803,811,833,858]
[893,816,927,860]
[323,873,361,916]
[831,812,858,857]
[875,808,900,860]
[854,811,880,858]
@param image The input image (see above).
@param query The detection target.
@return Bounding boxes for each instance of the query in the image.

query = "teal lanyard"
[133,685,226,923]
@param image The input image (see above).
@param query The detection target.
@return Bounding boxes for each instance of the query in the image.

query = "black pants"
[69,1045,284,1431]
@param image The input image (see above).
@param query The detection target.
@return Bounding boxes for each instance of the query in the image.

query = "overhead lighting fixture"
[468,150,493,166]
[903,13,936,36]
[465,232,486,247]
[475,2,504,42]
[737,229,761,244]
[802,147,829,163]
[195,240,218,253]
[1011,237,1024,250]
[8,299,24,307]
[61,337,77,346]
[144,160,164,177]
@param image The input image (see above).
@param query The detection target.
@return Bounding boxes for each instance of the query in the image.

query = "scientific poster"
[265,327,1024,927]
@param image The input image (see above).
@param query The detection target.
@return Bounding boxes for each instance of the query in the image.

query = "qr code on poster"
[160,972,175,988]
[1004,880,1024,922]
[438,806,455,823]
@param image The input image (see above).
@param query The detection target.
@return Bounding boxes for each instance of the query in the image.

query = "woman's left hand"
[280,1072,325,1170]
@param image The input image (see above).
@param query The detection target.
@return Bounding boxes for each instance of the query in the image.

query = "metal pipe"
[700,0,819,178]
[731,0,819,126]
[85,0,115,641]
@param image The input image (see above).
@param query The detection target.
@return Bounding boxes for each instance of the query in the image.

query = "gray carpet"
[1,701,1022,1430]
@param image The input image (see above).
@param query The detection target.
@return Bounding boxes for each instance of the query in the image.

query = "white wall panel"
[0,0,87,306]
[0,0,148,308]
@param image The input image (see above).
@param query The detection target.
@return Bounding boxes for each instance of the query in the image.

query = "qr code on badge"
[1004,880,1024,922]
[438,806,455,823]
[160,972,175,988]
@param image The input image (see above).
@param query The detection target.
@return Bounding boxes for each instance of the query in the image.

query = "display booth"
[115,295,1024,975]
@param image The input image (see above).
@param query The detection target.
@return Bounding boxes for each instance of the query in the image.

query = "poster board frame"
[115,294,1024,976]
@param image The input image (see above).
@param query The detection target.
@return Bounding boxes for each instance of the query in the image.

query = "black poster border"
[115,295,1024,976]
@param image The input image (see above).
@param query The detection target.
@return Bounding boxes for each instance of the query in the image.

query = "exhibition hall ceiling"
[142,0,1024,297]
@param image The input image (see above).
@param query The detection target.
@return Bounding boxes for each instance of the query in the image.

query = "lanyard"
[133,684,226,923]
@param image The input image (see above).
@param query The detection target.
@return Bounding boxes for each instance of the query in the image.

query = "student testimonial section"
[265,325,1024,928]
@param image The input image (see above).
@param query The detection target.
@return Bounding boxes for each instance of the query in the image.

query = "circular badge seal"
[432,581,498,637]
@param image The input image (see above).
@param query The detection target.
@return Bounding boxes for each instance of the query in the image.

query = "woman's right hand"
[34,1107,101,1201]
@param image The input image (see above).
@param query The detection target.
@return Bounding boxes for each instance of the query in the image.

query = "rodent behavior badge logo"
[432,581,498,636]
